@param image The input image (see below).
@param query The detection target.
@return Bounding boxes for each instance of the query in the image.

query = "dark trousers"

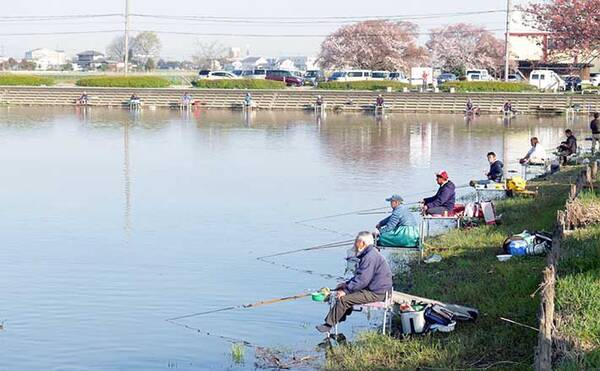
[426,206,450,215]
[325,289,386,327]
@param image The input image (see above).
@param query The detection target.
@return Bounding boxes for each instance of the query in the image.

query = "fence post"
[592,161,598,179]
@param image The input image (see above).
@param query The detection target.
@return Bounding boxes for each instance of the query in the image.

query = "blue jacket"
[487,160,504,182]
[379,205,418,233]
[345,245,393,295]
[424,180,456,211]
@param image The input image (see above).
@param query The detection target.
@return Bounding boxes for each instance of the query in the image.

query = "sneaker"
[315,324,332,333]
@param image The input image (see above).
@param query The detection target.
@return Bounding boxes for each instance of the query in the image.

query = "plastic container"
[400,310,426,334]
[430,321,456,333]
[311,292,326,302]
[496,254,512,262]
[509,240,529,256]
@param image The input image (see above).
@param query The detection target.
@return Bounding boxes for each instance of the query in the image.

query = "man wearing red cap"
[422,171,456,215]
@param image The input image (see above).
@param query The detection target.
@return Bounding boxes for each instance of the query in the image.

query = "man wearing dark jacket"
[486,152,504,182]
[557,129,577,165]
[422,171,456,215]
[591,113,599,154]
[316,231,393,333]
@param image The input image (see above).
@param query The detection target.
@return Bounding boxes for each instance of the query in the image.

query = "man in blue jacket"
[316,231,393,333]
[422,171,456,215]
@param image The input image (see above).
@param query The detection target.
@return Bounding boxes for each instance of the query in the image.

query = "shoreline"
[1,86,599,114]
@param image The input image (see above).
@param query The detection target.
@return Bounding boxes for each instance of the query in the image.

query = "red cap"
[436,170,449,180]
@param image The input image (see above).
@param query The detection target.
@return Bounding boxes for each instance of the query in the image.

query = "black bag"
[424,304,454,326]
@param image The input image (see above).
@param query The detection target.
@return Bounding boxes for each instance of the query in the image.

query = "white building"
[76,50,106,69]
[280,56,317,71]
[240,56,268,70]
[24,48,66,70]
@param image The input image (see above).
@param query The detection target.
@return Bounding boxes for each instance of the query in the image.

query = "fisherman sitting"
[520,137,547,165]
[181,92,193,106]
[376,94,384,108]
[77,91,89,105]
[316,231,393,334]
[557,129,577,165]
[316,95,324,107]
[243,93,254,108]
[465,98,480,116]
[422,171,456,215]
[502,100,516,115]
[375,194,419,247]
[486,152,504,182]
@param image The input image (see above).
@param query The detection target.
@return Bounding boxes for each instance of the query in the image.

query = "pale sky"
[1,0,528,60]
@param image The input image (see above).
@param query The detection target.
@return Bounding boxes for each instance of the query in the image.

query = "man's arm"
[377,215,390,229]
[379,211,400,234]
[345,256,375,293]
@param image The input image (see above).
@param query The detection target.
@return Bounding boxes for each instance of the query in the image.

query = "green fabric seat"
[378,225,420,248]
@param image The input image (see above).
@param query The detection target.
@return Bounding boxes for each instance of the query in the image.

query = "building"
[24,48,66,70]
[240,56,268,70]
[76,50,106,69]
[508,10,595,79]
[281,56,317,71]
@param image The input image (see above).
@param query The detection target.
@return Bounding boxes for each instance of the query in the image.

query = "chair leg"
[382,309,387,335]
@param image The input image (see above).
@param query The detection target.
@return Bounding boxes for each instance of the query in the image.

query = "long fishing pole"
[256,238,354,260]
[166,289,326,322]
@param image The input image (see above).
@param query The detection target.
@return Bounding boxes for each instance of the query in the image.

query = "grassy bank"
[326,167,591,370]
[76,76,171,88]
[555,190,600,370]
[318,81,410,91]
[441,81,537,93]
[0,74,55,86]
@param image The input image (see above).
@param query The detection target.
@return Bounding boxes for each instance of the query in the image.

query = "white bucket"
[400,310,426,334]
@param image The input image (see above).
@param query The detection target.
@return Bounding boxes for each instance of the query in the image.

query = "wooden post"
[570,184,578,200]
[586,166,594,191]
[592,161,598,179]
[535,265,556,371]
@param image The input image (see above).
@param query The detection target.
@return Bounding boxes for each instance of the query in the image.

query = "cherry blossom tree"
[426,23,506,75]
[318,20,428,71]
[520,0,600,62]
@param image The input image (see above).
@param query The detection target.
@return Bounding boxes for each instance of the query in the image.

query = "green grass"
[317,80,410,91]
[441,81,538,93]
[326,168,589,370]
[75,76,171,88]
[0,74,55,86]
[191,79,285,89]
[554,189,600,370]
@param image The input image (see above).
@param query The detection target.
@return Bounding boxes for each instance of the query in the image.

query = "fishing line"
[167,319,257,347]
[257,239,354,260]
[295,220,355,238]
[257,256,345,281]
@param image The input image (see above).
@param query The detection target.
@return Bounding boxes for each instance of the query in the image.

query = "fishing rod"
[256,238,354,260]
[166,288,330,322]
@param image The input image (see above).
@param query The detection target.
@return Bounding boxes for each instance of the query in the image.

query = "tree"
[192,41,226,69]
[133,31,161,63]
[106,35,128,62]
[426,23,506,75]
[520,0,600,62]
[145,58,156,71]
[318,20,428,71]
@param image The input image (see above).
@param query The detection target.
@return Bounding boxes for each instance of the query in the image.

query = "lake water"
[0,107,591,370]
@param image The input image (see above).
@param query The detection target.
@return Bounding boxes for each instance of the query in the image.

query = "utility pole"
[124,0,130,76]
[504,0,512,81]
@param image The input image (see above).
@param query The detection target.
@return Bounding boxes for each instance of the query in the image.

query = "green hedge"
[0,75,55,86]
[76,76,170,88]
[317,80,410,91]
[440,81,537,92]
[191,79,286,89]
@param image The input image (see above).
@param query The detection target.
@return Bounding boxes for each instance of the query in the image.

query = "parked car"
[528,70,565,91]
[466,69,493,81]
[206,71,239,80]
[507,74,523,82]
[564,76,582,91]
[250,69,267,79]
[590,73,600,87]
[437,72,457,85]
[304,70,325,86]
[231,70,244,77]
[198,70,211,79]
[389,71,409,83]
[328,70,371,82]
[371,71,389,80]
[266,70,303,86]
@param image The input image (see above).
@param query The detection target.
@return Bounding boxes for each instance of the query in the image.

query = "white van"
[466,69,493,81]
[371,71,390,80]
[529,70,565,91]
[328,70,371,82]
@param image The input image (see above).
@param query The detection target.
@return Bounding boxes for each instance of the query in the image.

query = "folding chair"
[330,290,394,336]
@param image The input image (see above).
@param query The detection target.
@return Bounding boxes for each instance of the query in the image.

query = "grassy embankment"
[441,81,538,93]
[75,76,171,88]
[326,166,599,370]
[317,81,410,91]
[0,74,55,86]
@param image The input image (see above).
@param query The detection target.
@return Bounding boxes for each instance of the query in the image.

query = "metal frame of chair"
[330,290,394,336]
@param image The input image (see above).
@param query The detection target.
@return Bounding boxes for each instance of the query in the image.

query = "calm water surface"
[0,107,590,370]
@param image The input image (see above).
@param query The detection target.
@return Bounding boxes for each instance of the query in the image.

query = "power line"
[0,30,122,36]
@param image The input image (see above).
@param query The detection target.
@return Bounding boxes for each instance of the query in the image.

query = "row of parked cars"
[198,68,600,91]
